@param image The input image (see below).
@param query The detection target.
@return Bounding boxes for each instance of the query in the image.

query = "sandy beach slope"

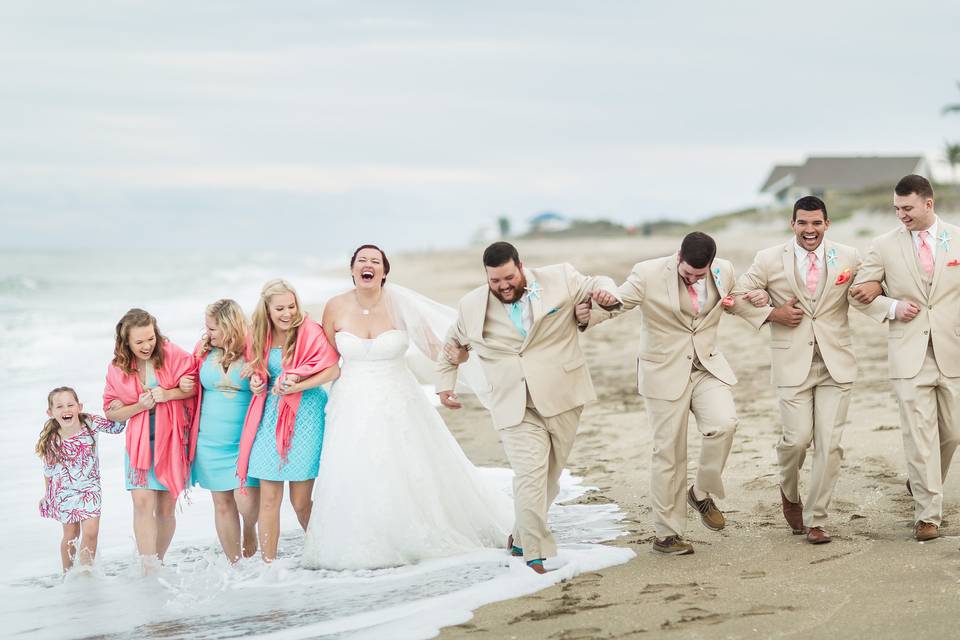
[365,218,960,640]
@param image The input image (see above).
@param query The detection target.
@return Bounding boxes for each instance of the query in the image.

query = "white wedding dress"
[301,329,513,570]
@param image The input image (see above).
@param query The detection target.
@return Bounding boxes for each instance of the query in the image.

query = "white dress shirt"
[794,240,826,280]
[887,216,939,319]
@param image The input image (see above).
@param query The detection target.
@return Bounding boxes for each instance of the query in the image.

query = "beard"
[490,274,527,303]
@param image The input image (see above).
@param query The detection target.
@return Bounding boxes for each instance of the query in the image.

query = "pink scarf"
[236,317,338,487]
[188,337,254,466]
[103,340,197,497]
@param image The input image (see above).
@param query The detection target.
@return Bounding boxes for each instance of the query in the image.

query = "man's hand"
[437,390,463,410]
[767,297,804,327]
[850,281,883,304]
[139,391,157,410]
[150,387,169,403]
[443,343,469,365]
[575,299,593,326]
[742,290,769,307]
[178,375,196,393]
[590,290,618,309]
[895,300,921,322]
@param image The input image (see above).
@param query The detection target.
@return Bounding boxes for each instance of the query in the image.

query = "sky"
[3,1,959,251]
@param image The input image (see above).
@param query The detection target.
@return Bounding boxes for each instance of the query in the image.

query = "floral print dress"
[39,416,125,524]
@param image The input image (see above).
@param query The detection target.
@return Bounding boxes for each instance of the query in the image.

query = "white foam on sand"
[2,471,634,640]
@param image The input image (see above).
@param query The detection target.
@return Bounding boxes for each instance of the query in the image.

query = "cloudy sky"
[3,1,959,251]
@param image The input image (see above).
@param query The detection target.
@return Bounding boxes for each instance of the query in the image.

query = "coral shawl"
[103,340,197,497]
[236,317,338,487]
[188,338,254,470]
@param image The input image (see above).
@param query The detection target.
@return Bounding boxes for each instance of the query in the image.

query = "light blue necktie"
[508,301,528,338]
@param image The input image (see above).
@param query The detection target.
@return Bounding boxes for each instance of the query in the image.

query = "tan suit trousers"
[499,393,582,562]
[891,343,960,526]
[645,368,738,538]
[776,352,851,528]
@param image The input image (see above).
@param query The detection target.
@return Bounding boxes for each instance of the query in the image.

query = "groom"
[436,241,620,573]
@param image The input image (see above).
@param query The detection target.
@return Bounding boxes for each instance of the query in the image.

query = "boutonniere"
[721,295,735,308]
[948,259,960,267]
[712,267,723,291]
[939,230,951,252]
[834,269,852,285]
[524,281,542,301]
[826,247,838,267]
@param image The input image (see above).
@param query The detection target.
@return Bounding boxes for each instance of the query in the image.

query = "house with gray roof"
[760,155,930,205]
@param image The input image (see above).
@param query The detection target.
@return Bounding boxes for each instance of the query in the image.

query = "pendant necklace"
[355,290,381,316]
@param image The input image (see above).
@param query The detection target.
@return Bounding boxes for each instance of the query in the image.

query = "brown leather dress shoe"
[806,527,831,544]
[687,486,725,531]
[780,487,806,535]
[914,521,939,541]
[652,536,694,555]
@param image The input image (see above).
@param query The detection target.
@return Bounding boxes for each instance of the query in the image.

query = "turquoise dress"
[247,348,327,481]
[124,365,167,491]
[192,349,259,491]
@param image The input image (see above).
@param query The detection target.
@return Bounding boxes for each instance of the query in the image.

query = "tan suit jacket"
[598,255,767,402]
[855,220,960,379]
[732,240,888,386]
[436,263,618,429]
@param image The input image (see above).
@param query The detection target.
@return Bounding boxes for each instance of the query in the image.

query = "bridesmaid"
[236,279,340,563]
[190,299,260,562]
[103,308,196,570]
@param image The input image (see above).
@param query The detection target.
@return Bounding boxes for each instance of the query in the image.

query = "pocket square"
[834,269,852,285]
[546,307,560,315]
[948,259,960,267]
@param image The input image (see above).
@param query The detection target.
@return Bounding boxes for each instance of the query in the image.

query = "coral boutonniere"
[826,247,838,267]
[938,230,951,252]
[948,259,960,267]
[834,269,852,285]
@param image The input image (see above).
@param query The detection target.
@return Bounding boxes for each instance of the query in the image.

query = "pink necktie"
[687,283,700,314]
[918,230,934,278]
[805,252,820,295]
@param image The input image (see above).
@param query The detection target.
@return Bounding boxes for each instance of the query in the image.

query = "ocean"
[0,248,633,639]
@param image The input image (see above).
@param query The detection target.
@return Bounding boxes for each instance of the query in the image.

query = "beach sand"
[376,219,960,640]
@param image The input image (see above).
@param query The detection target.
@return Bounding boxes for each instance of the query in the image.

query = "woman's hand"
[178,375,196,393]
[250,374,267,395]
[150,387,169,403]
[274,374,301,396]
[138,391,157,410]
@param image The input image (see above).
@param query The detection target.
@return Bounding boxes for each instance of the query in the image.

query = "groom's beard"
[490,275,527,303]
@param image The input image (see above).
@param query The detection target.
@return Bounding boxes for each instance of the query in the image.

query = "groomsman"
[850,175,960,542]
[436,242,621,573]
[731,196,888,544]
[580,232,768,555]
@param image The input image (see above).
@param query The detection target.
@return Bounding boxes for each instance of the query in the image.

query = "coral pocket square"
[834,270,852,285]
[948,259,960,267]
[721,295,735,308]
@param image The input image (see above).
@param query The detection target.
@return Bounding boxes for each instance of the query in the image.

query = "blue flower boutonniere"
[712,267,723,291]
[938,230,951,252]
[525,281,542,301]
[826,247,838,267]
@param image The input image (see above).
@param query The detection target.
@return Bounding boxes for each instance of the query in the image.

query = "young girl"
[103,308,196,570]
[236,279,339,563]
[38,387,125,573]
[190,299,260,562]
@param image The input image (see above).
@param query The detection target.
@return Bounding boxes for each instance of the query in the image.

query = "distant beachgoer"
[103,308,197,571]
[37,386,125,572]
[189,299,260,562]
[236,279,339,563]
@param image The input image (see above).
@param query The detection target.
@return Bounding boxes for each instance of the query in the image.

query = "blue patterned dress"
[192,349,259,491]
[247,348,327,481]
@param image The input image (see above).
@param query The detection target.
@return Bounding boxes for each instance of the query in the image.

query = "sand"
[373,217,960,640]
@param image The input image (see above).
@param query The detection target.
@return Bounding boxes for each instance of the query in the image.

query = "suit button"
[923,330,929,335]
[808,341,814,345]
[929,306,933,310]
[686,355,692,360]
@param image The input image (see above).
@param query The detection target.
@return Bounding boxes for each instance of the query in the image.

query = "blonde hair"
[250,279,305,372]
[199,299,248,369]
[36,387,92,464]
[112,308,166,375]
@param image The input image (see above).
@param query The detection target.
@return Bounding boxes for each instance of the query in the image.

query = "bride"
[301,244,513,570]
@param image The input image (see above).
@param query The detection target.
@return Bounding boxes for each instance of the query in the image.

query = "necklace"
[354,290,382,316]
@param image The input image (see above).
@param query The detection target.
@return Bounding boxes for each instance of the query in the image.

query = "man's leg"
[776,374,817,506]
[807,370,852,529]
[645,382,694,539]
[543,406,583,514]
[690,371,738,501]
[500,408,552,563]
